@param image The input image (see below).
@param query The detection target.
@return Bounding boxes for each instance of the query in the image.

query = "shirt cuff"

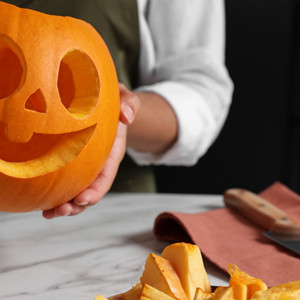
[127,81,220,166]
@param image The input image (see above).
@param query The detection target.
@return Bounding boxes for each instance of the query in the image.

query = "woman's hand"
[42,84,140,219]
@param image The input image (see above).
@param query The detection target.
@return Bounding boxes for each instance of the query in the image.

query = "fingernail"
[122,104,134,123]
[77,201,89,206]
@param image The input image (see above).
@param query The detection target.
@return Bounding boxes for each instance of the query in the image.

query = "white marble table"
[0,193,229,300]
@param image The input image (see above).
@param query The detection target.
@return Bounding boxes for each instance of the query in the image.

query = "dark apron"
[3,0,156,192]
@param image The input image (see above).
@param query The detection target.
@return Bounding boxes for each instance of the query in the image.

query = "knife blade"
[223,188,300,256]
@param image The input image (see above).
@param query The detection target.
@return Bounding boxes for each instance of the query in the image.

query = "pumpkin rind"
[0,2,120,212]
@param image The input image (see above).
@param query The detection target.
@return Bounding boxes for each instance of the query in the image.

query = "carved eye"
[57,50,100,119]
[0,34,24,100]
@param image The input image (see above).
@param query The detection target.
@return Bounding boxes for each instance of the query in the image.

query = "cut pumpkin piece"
[140,253,188,300]
[94,295,109,300]
[122,283,142,300]
[140,284,176,300]
[194,287,213,300]
[250,280,300,300]
[211,287,234,300]
[248,282,268,299]
[228,264,267,300]
[161,242,211,300]
[230,283,247,300]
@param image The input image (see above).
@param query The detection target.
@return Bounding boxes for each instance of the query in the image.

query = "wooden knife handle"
[224,188,300,238]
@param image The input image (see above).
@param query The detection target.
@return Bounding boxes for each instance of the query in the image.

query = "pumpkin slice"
[250,280,300,300]
[211,286,234,300]
[140,284,176,300]
[94,296,109,300]
[228,264,267,300]
[194,287,213,300]
[161,242,211,300]
[122,283,142,300]
[229,283,247,300]
[140,253,188,300]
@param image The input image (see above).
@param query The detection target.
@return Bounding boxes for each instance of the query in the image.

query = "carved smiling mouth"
[0,122,96,178]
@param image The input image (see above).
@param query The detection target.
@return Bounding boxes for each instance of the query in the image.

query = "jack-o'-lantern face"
[0,2,120,212]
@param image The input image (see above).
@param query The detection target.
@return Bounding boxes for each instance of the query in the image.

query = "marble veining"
[0,193,228,300]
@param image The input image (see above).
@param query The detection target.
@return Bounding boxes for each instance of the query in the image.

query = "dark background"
[154,0,300,194]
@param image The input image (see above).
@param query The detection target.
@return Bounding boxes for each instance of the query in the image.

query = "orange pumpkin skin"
[0,2,120,212]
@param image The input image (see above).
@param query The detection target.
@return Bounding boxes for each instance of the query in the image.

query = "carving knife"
[223,188,300,256]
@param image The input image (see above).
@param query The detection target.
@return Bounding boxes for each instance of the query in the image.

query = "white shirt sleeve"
[127,0,233,166]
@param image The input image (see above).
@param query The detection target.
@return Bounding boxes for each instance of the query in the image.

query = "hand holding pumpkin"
[42,84,140,219]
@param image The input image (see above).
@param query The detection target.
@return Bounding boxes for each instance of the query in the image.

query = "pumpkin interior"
[0,41,101,178]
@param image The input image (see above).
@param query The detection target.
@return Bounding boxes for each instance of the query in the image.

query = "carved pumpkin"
[0,2,120,212]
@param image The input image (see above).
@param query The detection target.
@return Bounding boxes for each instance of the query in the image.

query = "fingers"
[119,83,140,125]
[42,201,88,219]
[43,182,106,219]
[42,123,128,219]
[72,174,112,208]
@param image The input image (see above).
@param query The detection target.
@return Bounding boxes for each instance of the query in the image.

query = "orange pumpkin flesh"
[0,2,120,212]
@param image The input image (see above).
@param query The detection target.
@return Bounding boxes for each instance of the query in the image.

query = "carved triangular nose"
[25,89,47,113]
